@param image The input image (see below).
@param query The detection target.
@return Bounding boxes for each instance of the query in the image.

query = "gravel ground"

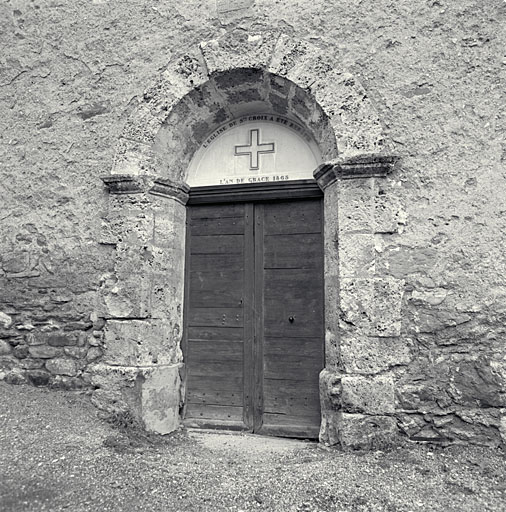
[1,383,505,512]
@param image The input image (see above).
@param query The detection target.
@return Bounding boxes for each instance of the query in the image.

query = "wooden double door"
[183,197,324,438]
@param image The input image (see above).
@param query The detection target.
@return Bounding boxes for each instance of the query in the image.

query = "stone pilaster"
[316,154,404,449]
[93,175,189,434]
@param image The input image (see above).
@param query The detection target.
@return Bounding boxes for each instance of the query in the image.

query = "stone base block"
[338,413,398,450]
[341,374,395,414]
[90,362,183,435]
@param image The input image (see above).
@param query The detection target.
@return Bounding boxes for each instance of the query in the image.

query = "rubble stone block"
[27,369,51,386]
[0,312,13,328]
[0,339,12,356]
[28,345,61,359]
[13,344,28,359]
[45,358,78,377]
[5,369,26,385]
[46,334,77,347]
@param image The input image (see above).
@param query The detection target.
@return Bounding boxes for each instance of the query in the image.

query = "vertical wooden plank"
[243,203,255,430]
[259,199,324,438]
[181,206,192,419]
[253,203,265,431]
[320,198,326,365]
[184,204,247,429]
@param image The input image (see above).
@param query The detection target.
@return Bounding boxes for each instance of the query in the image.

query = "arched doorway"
[98,30,399,449]
[183,115,325,437]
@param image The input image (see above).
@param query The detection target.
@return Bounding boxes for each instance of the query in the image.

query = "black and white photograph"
[1,0,505,510]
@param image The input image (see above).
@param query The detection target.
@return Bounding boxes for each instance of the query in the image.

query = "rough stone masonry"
[1,0,505,449]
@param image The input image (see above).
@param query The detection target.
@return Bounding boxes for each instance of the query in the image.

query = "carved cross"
[234,129,275,170]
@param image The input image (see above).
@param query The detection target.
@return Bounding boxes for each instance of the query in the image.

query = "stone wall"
[1,0,505,447]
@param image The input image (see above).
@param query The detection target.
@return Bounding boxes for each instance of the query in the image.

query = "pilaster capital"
[101,174,190,205]
[314,154,400,190]
[101,174,144,194]
[149,178,190,205]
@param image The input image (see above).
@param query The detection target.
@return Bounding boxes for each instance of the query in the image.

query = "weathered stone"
[340,335,412,374]
[64,347,88,359]
[0,339,12,356]
[0,13,504,450]
[20,358,45,370]
[449,359,506,408]
[202,30,278,75]
[377,245,438,279]
[2,252,29,273]
[27,369,51,386]
[17,324,35,331]
[88,335,102,347]
[87,346,103,362]
[90,312,106,331]
[46,334,77,347]
[98,272,151,319]
[374,188,407,234]
[341,375,395,414]
[413,309,472,334]
[45,358,78,377]
[500,416,506,446]
[396,413,427,437]
[339,277,404,337]
[0,356,17,371]
[0,312,13,328]
[411,288,448,306]
[319,409,341,446]
[319,368,343,445]
[339,234,375,277]
[51,376,85,390]
[5,369,27,385]
[12,344,28,359]
[89,362,183,434]
[141,365,182,434]
[337,178,374,233]
[338,413,398,450]
[216,0,254,14]
[28,345,61,359]
[103,319,182,367]
[25,333,44,346]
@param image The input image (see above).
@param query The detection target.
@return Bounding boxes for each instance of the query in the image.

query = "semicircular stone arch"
[110,30,386,181]
[99,29,401,450]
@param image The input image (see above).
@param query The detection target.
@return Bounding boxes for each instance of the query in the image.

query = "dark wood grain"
[191,216,245,236]
[184,197,324,438]
[263,199,322,235]
[263,233,323,269]
[190,234,244,255]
